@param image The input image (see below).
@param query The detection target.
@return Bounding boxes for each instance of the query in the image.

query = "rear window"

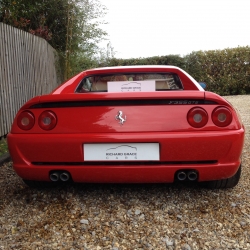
[75,73,183,93]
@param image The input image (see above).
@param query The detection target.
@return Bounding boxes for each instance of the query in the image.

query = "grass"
[0,138,8,157]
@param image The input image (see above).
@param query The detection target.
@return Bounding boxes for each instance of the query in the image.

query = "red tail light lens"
[38,111,57,130]
[17,111,35,130]
[212,107,232,127]
[187,107,208,128]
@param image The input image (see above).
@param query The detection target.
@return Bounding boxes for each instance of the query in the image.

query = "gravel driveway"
[0,95,250,250]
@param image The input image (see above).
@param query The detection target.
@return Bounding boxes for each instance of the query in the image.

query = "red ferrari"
[7,66,245,188]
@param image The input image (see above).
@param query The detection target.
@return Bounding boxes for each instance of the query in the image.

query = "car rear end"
[7,66,245,185]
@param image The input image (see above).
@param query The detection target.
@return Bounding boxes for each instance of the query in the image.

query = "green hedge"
[184,47,250,95]
[105,55,185,68]
[103,46,250,95]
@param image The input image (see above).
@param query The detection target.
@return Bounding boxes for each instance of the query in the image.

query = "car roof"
[84,65,181,74]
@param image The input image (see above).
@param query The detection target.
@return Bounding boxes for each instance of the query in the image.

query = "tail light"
[38,111,57,130]
[212,106,232,127]
[17,111,35,130]
[187,107,208,128]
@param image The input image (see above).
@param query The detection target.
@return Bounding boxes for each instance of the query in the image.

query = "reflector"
[193,113,202,123]
[21,117,30,126]
[217,113,227,122]
[43,117,52,125]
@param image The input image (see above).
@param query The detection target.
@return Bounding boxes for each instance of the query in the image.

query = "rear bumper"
[7,129,244,183]
[12,162,241,183]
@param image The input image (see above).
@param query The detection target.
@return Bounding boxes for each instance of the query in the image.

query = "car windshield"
[75,73,183,93]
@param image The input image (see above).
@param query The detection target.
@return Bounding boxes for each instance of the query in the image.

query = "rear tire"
[200,165,241,189]
[22,179,58,188]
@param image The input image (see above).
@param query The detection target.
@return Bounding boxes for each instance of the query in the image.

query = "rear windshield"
[75,73,183,93]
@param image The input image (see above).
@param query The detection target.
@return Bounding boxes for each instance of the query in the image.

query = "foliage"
[1,1,57,43]
[184,47,250,95]
[0,138,8,157]
[102,55,185,68]
[101,47,250,96]
[64,0,107,78]
[96,42,115,67]
[67,51,99,76]
[0,0,108,79]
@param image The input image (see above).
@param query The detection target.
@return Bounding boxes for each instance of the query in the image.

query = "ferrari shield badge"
[115,111,126,125]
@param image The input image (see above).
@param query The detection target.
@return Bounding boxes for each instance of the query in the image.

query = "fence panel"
[0,23,62,137]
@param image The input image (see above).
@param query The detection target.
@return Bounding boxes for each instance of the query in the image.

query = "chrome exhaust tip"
[50,172,60,182]
[60,172,70,182]
[177,171,187,181]
[187,171,198,181]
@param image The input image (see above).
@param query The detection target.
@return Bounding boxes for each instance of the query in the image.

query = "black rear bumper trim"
[32,160,218,166]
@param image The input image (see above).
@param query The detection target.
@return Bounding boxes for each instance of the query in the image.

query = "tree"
[0,0,108,78]
[64,0,108,78]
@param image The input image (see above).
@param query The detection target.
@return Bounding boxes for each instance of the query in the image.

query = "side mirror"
[199,82,206,89]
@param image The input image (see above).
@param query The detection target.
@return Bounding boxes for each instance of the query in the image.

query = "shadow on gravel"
[0,161,241,218]
[1,177,224,211]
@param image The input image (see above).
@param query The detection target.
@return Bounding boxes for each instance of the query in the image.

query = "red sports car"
[7,66,245,188]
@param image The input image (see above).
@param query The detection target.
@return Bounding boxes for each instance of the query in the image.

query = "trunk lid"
[31,91,206,133]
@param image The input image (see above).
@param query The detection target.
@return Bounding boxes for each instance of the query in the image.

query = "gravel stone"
[182,244,191,250]
[135,209,141,215]
[0,95,250,249]
[80,219,89,224]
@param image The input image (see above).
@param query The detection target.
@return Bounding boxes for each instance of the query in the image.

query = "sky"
[99,0,250,59]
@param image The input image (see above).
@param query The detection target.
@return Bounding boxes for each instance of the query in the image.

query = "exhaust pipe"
[60,172,70,182]
[50,172,60,182]
[177,171,187,181]
[187,171,198,181]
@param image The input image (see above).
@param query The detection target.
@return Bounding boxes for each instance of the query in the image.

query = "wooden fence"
[0,23,62,137]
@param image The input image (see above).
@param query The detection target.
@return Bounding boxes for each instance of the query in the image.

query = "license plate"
[84,143,159,161]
